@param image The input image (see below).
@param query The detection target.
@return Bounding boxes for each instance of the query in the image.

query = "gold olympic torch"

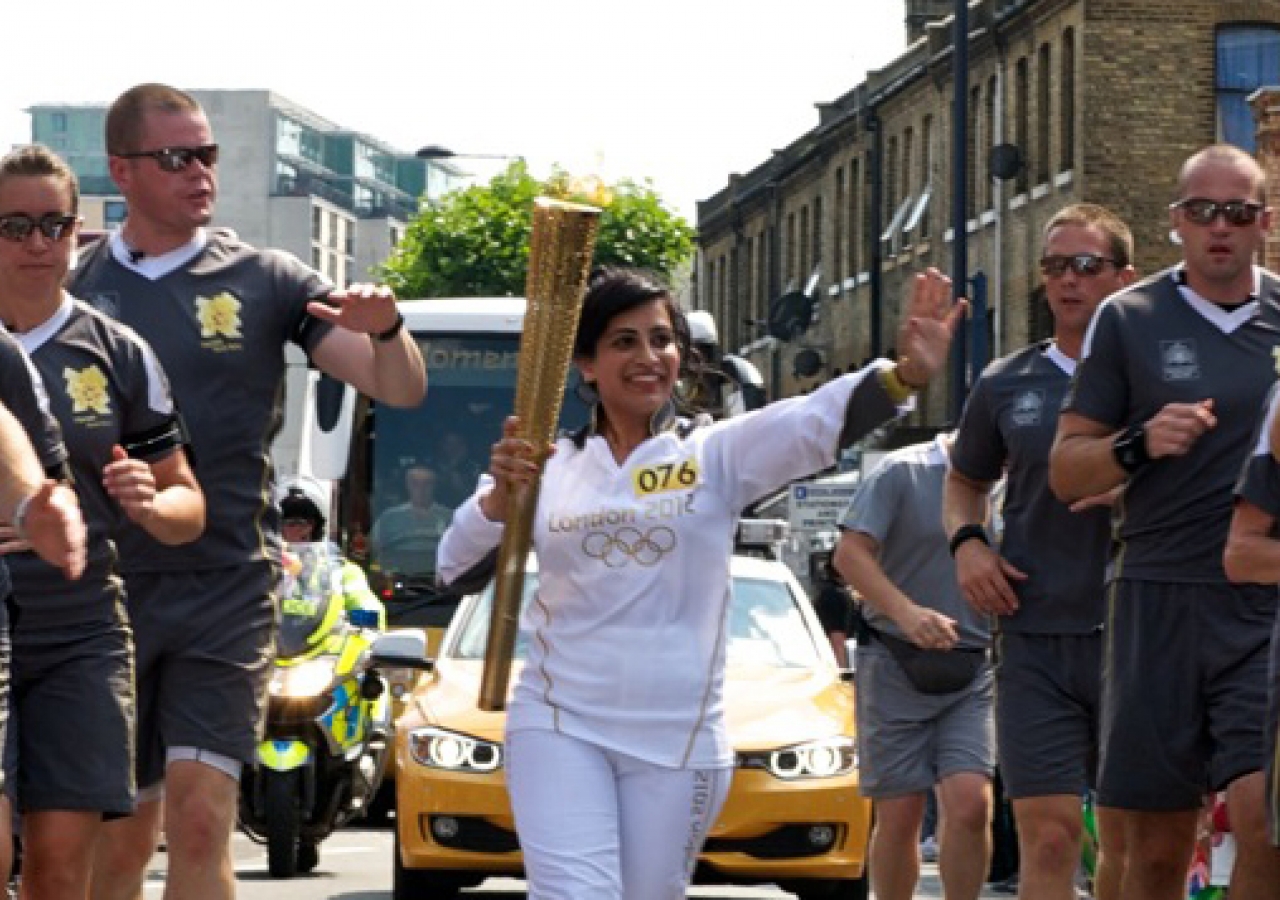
[478,197,601,711]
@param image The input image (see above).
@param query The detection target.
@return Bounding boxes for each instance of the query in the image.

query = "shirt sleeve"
[701,360,906,513]
[437,474,505,586]
[118,328,185,463]
[0,334,67,474]
[950,369,1006,483]
[1063,299,1129,428]
[839,455,902,546]
[1235,383,1280,517]
[267,248,336,355]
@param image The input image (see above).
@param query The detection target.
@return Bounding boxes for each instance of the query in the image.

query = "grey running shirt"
[839,438,991,650]
[1065,267,1280,582]
[69,230,332,573]
[8,296,183,609]
[951,342,1110,633]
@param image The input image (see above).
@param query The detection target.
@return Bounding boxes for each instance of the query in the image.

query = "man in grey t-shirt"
[836,435,993,900]
[945,203,1136,900]
[1051,144,1280,899]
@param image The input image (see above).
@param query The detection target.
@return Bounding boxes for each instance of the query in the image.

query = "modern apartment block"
[696,0,1280,426]
[27,89,463,285]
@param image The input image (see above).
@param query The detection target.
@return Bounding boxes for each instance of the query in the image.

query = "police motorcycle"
[238,540,392,878]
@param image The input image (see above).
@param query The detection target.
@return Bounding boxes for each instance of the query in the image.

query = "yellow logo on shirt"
[1272,345,1280,377]
[64,365,111,416]
[632,458,700,497]
[196,292,242,340]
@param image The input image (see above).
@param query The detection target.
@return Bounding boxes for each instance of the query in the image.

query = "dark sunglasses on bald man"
[1039,253,1118,278]
[116,144,219,173]
[0,213,78,242]
[1170,198,1264,227]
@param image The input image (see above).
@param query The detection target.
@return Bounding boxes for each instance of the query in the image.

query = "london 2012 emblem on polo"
[1010,390,1044,427]
[1161,340,1201,382]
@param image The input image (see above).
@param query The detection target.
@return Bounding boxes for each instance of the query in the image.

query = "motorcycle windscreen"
[276,544,346,659]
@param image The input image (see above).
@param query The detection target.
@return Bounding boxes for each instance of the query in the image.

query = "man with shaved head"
[1050,145,1280,899]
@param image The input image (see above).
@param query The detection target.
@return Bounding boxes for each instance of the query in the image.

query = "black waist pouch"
[872,628,987,695]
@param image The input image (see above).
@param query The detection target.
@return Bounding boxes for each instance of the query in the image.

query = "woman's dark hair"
[573,267,699,385]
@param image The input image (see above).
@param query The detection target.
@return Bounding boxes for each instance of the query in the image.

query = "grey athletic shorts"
[7,588,135,815]
[126,563,277,788]
[854,642,995,799]
[995,630,1102,800]
[1098,579,1272,811]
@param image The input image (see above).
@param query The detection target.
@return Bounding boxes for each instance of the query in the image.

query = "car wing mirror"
[370,629,434,671]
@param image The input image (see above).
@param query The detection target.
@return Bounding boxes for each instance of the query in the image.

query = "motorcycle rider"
[278,476,385,630]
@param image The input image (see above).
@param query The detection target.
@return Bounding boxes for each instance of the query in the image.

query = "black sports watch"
[948,524,990,557]
[372,311,405,343]
[1112,421,1151,474]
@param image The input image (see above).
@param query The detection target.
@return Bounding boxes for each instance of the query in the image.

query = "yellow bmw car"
[373,554,871,900]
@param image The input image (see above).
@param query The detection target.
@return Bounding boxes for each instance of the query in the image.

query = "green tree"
[380,161,695,298]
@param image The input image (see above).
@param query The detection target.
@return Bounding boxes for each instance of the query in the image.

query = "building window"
[1037,43,1051,185]
[744,236,755,334]
[1015,56,1030,195]
[985,76,998,209]
[833,167,845,282]
[1217,25,1280,151]
[920,117,932,239]
[756,229,768,324]
[885,135,899,226]
[813,197,824,287]
[51,112,67,133]
[800,204,810,279]
[312,206,323,242]
[1062,28,1076,171]
[850,157,862,274]
[786,212,796,284]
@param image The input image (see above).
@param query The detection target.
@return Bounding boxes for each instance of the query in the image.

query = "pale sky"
[2,0,908,222]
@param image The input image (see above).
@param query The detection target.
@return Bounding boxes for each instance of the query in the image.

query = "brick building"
[695,0,1280,427]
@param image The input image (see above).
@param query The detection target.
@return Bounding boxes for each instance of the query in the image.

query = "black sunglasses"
[1170,198,1264,227]
[1039,253,1119,278]
[0,213,78,243]
[117,144,219,173]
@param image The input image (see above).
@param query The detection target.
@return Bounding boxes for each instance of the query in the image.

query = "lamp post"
[950,0,970,423]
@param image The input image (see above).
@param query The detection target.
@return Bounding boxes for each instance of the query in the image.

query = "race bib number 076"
[632,459,700,496]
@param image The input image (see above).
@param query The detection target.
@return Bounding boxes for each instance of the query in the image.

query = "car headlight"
[739,737,857,780]
[408,726,504,772]
[270,657,338,698]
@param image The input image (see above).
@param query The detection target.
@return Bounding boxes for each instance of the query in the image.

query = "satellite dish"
[989,143,1024,181]
[793,348,824,378]
[767,291,815,342]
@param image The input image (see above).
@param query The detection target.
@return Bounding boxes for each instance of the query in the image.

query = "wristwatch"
[948,523,990,557]
[1112,422,1151,474]
[372,311,405,343]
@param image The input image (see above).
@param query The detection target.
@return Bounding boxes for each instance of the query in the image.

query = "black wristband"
[948,523,990,557]
[1112,421,1151,474]
[372,311,405,343]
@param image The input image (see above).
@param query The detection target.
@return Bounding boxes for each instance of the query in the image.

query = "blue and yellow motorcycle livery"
[239,541,392,878]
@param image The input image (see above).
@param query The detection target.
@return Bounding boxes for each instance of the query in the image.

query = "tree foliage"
[380,161,695,298]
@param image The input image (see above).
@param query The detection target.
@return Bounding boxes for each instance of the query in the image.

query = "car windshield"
[451,570,824,668]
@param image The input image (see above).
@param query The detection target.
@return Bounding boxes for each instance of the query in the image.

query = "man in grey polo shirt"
[945,203,1137,900]
[67,83,427,900]
[836,434,994,900]
[1051,144,1280,899]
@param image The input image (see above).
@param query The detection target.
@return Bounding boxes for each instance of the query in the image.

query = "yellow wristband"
[879,365,916,404]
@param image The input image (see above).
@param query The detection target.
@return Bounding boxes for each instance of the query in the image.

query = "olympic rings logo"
[581,526,677,567]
